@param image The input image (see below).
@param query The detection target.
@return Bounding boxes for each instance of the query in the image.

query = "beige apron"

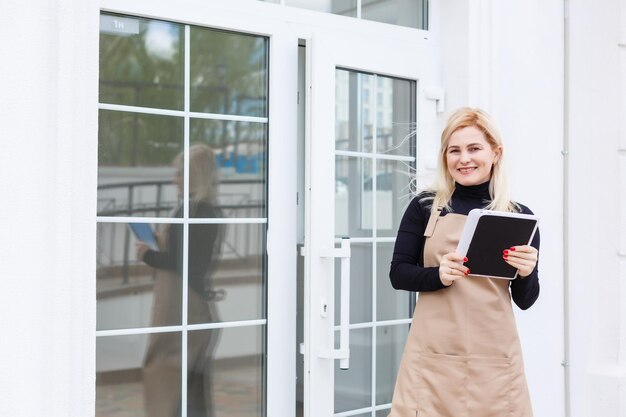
[388,209,533,417]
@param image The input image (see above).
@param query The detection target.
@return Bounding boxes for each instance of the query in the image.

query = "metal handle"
[319,237,351,369]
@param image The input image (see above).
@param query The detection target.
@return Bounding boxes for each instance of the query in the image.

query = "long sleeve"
[389,196,448,292]
[509,205,541,310]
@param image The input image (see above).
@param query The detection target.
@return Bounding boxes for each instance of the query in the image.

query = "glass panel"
[96,332,181,416]
[362,0,429,30]
[335,243,373,325]
[100,14,184,110]
[376,325,409,405]
[190,119,267,218]
[376,159,413,237]
[97,222,183,330]
[336,70,375,152]
[190,28,268,117]
[376,408,392,417]
[335,156,373,237]
[189,223,265,324]
[377,244,410,321]
[190,326,265,417]
[285,0,357,17]
[98,110,183,217]
[334,328,372,413]
[376,76,414,156]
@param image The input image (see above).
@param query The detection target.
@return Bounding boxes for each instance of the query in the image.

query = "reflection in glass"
[189,223,265,324]
[376,325,408,405]
[190,326,265,417]
[96,332,181,416]
[285,0,358,17]
[376,244,410,321]
[97,222,183,330]
[335,244,372,325]
[98,110,183,217]
[362,0,429,30]
[100,14,184,109]
[190,28,268,117]
[334,328,372,413]
[375,76,414,156]
[376,159,412,237]
[335,70,375,152]
[191,118,267,218]
[335,156,372,237]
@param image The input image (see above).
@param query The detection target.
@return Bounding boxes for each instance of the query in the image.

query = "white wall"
[0,1,98,416]
[440,1,565,416]
[568,0,626,416]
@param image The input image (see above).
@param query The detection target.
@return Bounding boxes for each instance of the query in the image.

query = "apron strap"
[423,206,443,237]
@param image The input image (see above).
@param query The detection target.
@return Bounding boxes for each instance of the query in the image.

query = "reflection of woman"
[136,144,222,417]
[388,108,540,417]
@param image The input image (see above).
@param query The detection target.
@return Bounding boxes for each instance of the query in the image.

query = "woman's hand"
[135,242,151,262]
[503,245,538,278]
[439,252,470,286]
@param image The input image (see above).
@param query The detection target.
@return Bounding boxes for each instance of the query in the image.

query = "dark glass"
[376,244,410,321]
[190,119,267,218]
[334,328,372,413]
[188,223,265,324]
[335,243,373,325]
[96,332,182,416]
[100,14,184,109]
[362,0,429,30]
[335,156,373,237]
[97,110,183,218]
[190,28,268,117]
[189,326,265,417]
[376,159,413,237]
[96,222,183,330]
[376,325,409,405]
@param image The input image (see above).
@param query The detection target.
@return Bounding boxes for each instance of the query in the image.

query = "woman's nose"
[459,151,471,163]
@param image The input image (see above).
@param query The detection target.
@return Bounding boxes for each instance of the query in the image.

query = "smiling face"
[445,125,501,186]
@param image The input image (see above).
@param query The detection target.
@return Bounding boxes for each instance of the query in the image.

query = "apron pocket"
[417,352,467,417]
[466,356,512,417]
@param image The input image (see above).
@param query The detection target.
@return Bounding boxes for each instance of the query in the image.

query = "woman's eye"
[448,149,459,154]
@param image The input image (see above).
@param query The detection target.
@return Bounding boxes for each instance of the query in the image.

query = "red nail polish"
[463,257,468,262]
[503,250,509,255]
[465,269,470,275]
[503,255,508,259]
[509,247,516,251]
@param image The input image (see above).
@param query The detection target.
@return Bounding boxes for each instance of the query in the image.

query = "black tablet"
[456,209,539,279]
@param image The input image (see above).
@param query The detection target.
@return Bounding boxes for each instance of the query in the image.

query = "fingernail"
[503,255,508,259]
[503,250,509,255]
[463,257,468,262]
[465,269,470,275]
[509,247,516,251]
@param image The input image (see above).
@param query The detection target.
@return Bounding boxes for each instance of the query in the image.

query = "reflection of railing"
[97,178,265,284]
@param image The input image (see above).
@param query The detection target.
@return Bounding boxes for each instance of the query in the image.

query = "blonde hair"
[174,144,219,206]
[430,107,518,212]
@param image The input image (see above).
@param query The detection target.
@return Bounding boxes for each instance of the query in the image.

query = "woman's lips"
[458,167,476,174]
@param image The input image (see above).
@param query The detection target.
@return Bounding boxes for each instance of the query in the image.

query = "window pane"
[97,110,183,218]
[362,0,429,30]
[335,156,373,237]
[285,0,357,17]
[376,76,414,156]
[189,223,266,324]
[100,14,184,110]
[190,28,268,117]
[376,159,412,237]
[377,244,411,321]
[334,328,372,413]
[190,326,265,417]
[97,222,183,330]
[96,332,182,416]
[336,70,375,152]
[335,243,372,325]
[190,119,267,218]
[376,325,409,405]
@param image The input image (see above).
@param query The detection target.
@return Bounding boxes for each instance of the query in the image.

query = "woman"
[136,144,222,417]
[388,108,540,417]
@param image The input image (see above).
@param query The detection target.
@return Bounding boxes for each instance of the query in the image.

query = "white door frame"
[304,30,440,416]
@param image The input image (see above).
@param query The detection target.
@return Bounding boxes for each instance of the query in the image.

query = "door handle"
[319,237,351,369]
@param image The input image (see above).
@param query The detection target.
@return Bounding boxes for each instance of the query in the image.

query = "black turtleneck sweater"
[389,181,540,310]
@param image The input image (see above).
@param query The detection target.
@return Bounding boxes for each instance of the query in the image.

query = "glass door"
[95,4,298,417]
[304,31,438,417]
